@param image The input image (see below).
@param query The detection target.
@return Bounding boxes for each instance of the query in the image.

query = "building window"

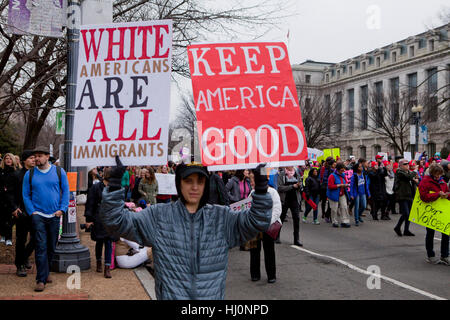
[374,145,381,155]
[400,45,406,55]
[324,95,331,134]
[348,89,354,132]
[362,61,366,71]
[390,78,400,126]
[305,74,311,84]
[419,39,426,49]
[408,72,418,125]
[355,61,360,70]
[347,147,353,159]
[429,39,435,51]
[360,85,368,130]
[337,70,341,79]
[349,66,353,75]
[409,45,415,57]
[427,67,438,93]
[392,51,397,63]
[336,92,342,133]
[376,57,381,67]
[360,146,367,159]
[427,143,436,157]
[326,73,329,83]
[375,82,384,128]
[369,57,374,65]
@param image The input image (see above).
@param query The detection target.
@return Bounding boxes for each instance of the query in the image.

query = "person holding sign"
[99,157,272,300]
[418,164,450,265]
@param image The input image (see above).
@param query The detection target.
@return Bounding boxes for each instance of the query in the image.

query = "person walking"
[0,153,21,246]
[84,168,118,278]
[417,164,450,265]
[99,157,272,300]
[248,171,281,283]
[393,159,418,237]
[138,168,159,206]
[384,161,397,216]
[303,168,321,225]
[278,166,303,246]
[319,158,336,223]
[12,151,36,277]
[22,146,70,292]
[368,161,388,220]
[350,162,371,226]
[327,162,351,228]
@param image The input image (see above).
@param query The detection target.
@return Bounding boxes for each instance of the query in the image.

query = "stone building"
[293,23,450,160]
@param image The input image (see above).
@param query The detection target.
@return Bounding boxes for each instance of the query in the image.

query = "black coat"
[84,182,117,241]
[368,168,387,200]
[0,166,18,213]
[305,175,321,199]
[208,173,230,206]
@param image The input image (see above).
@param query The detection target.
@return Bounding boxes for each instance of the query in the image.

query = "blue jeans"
[395,200,412,232]
[31,215,60,284]
[304,195,320,220]
[353,194,367,222]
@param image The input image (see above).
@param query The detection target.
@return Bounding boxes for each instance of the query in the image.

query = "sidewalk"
[0,205,151,300]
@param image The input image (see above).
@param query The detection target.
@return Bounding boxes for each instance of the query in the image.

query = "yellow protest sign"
[409,190,450,235]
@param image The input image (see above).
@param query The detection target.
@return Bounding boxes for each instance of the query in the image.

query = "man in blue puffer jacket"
[99,157,272,300]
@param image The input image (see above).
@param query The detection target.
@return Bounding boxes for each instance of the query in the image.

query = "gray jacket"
[226,176,252,203]
[99,188,272,300]
[277,170,303,205]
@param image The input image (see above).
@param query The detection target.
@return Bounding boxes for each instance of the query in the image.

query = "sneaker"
[25,258,32,270]
[16,265,27,277]
[426,257,440,265]
[313,220,320,225]
[332,223,339,228]
[0,237,5,243]
[5,240,12,246]
[439,257,450,266]
[380,216,390,220]
[358,218,364,223]
[267,278,276,284]
[403,231,415,236]
[34,282,45,292]
[394,227,402,237]
[341,223,351,228]
[355,221,359,226]
[302,217,307,223]
[325,218,331,223]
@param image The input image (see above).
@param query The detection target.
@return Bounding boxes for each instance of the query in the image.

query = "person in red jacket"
[418,164,450,265]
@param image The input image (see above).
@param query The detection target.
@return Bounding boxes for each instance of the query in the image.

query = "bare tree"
[0,0,295,151]
[298,86,342,149]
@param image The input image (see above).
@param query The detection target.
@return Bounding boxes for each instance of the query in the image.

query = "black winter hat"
[21,150,34,161]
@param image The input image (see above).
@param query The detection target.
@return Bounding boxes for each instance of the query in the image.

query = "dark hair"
[103,168,112,181]
[309,168,319,176]
[358,158,366,164]
[352,162,362,172]
[336,162,346,171]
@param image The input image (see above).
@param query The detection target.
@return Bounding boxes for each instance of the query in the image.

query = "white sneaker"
[439,257,450,266]
[426,257,440,265]
[0,237,5,243]
[5,240,12,246]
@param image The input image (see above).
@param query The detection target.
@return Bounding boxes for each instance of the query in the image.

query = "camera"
[80,223,92,232]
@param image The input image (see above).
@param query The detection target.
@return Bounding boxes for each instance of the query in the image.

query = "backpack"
[29,166,63,198]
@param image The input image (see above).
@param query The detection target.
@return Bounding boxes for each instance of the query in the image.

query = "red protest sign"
[188,42,307,171]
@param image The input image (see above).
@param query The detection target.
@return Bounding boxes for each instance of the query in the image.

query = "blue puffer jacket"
[99,188,272,300]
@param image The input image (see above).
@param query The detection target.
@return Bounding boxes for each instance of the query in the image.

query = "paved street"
[225,210,450,300]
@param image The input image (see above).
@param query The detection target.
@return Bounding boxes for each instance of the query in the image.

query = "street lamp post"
[51,0,91,273]
[411,104,424,155]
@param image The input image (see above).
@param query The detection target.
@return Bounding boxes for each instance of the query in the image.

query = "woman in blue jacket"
[350,162,371,226]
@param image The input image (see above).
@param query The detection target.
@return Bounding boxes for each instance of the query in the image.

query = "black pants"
[0,206,13,241]
[250,233,276,280]
[320,188,331,219]
[371,198,387,218]
[385,194,396,214]
[280,197,300,242]
[15,215,35,267]
[426,228,449,258]
[395,200,412,232]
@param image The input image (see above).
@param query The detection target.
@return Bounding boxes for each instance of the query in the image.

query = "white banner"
[72,20,173,167]
[155,173,177,195]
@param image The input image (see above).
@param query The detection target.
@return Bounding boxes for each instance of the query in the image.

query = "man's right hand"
[12,208,21,218]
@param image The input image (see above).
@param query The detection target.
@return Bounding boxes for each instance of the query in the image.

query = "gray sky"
[170,0,449,119]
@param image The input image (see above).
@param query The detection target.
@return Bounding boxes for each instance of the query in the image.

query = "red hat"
[393,162,399,170]
[383,160,390,166]
[409,160,416,166]
[370,161,377,167]
[375,155,383,160]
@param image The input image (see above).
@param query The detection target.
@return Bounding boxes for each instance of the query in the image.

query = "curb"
[134,266,156,300]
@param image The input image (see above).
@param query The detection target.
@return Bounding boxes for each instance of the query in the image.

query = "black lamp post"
[411,104,424,155]
[51,0,91,272]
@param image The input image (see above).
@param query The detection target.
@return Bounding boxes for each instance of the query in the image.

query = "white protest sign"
[229,197,252,212]
[155,173,177,195]
[403,152,412,161]
[72,20,173,167]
